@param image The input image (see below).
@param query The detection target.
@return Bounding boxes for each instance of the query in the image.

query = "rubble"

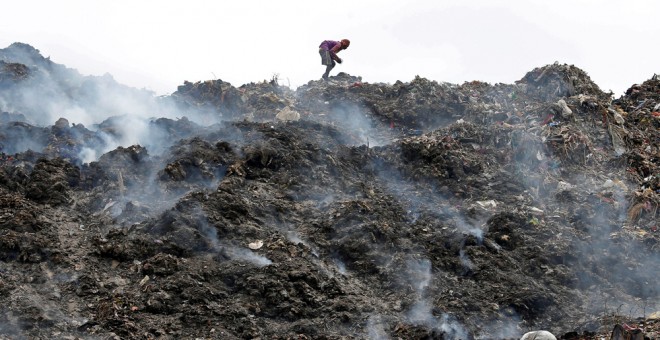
[0,43,658,339]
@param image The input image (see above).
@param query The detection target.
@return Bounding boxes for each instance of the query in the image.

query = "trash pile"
[0,42,159,127]
[0,43,658,339]
[170,77,297,122]
[0,61,29,84]
[612,76,660,232]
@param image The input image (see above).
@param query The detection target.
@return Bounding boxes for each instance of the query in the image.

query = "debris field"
[0,43,658,339]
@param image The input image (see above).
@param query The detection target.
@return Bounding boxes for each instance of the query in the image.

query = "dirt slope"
[0,44,658,339]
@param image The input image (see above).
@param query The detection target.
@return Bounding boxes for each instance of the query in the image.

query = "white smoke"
[405,258,432,295]
[333,258,347,275]
[77,147,98,164]
[367,314,391,340]
[186,206,272,267]
[458,248,476,272]
[225,246,272,267]
[403,257,470,339]
[406,301,469,340]
[327,101,391,147]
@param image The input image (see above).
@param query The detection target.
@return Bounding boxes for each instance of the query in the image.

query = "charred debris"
[0,43,658,339]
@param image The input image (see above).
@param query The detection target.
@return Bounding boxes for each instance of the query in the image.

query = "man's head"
[341,39,350,49]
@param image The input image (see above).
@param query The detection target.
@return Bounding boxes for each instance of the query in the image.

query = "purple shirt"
[319,40,340,51]
[319,40,343,61]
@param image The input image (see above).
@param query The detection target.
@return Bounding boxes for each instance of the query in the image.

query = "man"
[319,39,350,80]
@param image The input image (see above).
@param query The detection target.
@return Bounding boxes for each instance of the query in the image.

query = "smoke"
[0,306,23,338]
[406,301,469,340]
[99,163,192,225]
[285,230,319,257]
[189,206,272,267]
[157,96,228,127]
[366,256,468,339]
[405,258,432,295]
[192,207,221,251]
[2,71,165,128]
[315,194,336,210]
[373,158,484,240]
[505,106,660,318]
[458,248,476,272]
[333,257,347,275]
[454,214,484,241]
[327,102,391,147]
[97,115,151,149]
[77,147,97,164]
[2,284,90,338]
[224,246,272,267]
[367,314,391,340]
[573,175,660,316]
[407,300,435,327]
[0,94,180,164]
[0,123,47,154]
[401,257,470,339]
[475,315,523,340]
[564,175,659,315]
[0,43,231,165]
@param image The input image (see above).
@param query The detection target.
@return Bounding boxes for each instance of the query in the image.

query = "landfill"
[0,42,658,339]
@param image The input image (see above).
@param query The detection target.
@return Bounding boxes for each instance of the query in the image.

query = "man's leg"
[323,62,335,80]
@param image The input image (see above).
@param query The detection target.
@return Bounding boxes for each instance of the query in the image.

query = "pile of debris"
[0,43,657,339]
[0,61,29,85]
[612,77,660,233]
[170,77,297,122]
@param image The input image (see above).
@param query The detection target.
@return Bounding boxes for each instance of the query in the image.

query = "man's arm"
[330,44,343,62]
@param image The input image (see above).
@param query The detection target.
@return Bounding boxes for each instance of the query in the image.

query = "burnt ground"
[0,44,658,339]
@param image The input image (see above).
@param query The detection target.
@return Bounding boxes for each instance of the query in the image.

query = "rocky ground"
[0,43,658,339]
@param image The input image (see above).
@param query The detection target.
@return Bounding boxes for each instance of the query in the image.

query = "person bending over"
[318,39,350,80]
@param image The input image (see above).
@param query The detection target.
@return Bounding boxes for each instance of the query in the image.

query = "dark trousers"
[319,49,335,79]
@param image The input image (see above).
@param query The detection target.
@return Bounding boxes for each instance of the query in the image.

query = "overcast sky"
[2,0,658,96]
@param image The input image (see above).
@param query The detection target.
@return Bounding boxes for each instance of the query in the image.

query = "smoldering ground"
[0,43,245,166]
[503,103,660,319]
[0,43,658,340]
[323,101,392,147]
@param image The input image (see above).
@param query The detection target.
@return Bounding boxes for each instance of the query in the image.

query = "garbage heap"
[0,42,159,126]
[0,44,658,340]
[170,77,296,122]
[612,76,660,224]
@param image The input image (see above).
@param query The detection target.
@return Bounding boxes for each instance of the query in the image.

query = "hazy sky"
[2,0,658,96]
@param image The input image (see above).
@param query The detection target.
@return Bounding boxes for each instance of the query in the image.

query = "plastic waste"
[248,240,264,250]
[520,330,556,340]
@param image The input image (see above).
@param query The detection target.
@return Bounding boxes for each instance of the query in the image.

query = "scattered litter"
[248,240,264,250]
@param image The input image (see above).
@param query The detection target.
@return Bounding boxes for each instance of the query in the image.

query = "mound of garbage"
[0,43,658,339]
